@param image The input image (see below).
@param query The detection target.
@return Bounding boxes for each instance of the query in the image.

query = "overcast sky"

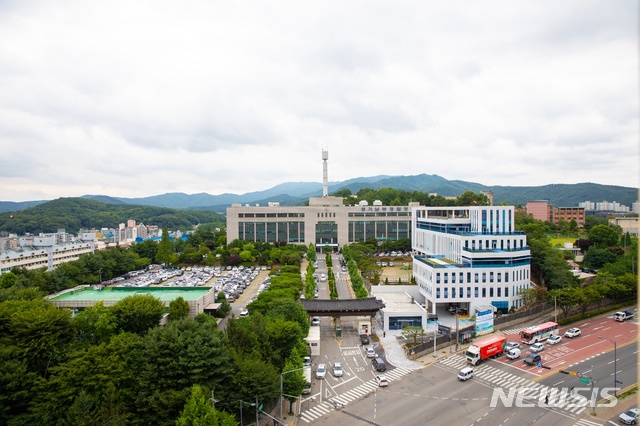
[0,1,637,202]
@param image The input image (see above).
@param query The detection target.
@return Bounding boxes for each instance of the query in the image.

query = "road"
[301,264,638,426]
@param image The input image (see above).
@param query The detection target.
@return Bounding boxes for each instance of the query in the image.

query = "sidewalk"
[374,328,475,370]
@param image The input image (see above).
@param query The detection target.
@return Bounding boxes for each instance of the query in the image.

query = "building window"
[482,288,486,297]
[505,287,508,297]
[474,287,479,297]
[482,273,486,283]
[497,287,501,297]
[489,287,494,297]
[467,287,471,298]
[436,288,440,298]
[452,287,456,298]
[497,273,501,283]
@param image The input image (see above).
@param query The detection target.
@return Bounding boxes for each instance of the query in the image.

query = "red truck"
[465,336,506,365]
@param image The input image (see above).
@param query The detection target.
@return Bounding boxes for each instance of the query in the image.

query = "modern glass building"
[412,206,531,314]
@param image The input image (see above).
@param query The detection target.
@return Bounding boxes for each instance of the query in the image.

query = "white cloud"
[0,0,637,201]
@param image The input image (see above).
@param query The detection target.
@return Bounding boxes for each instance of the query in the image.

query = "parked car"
[239,308,249,317]
[366,346,376,358]
[457,367,474,381]
[360,334,370,345]
[427,314,438,322]
[523,353,542,366]
[619,408,639,425]
[311,316,320,326]
[564,328,581,338]
[372,357,387,372]
[333,362,343,377]
[547,335,562,345]
[530,342,545,353]
[315,363,327,379]
[375,375,389,387]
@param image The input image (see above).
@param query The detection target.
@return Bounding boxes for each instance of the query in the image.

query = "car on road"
[365,346,376,358]
[372,357,387,372]
[506,348,521,359]
[564,328,581,338]
[315,364,327,379]
[239,308,249,317]
[333,362,343,377]
[457,367,474,381]
[360,334,370,345]
[530,342,545,353]
[505,342,520,351]
[619,408,639,424]
[523,353,542,366]
[547,335,562,345]
[375,375,389,387]
[311,316,320,326]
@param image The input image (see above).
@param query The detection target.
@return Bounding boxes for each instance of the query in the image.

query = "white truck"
[614,311,635,322]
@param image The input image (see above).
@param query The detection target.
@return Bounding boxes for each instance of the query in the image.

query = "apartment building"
[412,206,531,314]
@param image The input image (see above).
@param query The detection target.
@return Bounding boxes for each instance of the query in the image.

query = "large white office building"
[412,206,531,314]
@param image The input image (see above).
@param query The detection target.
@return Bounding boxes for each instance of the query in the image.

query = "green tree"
[169,297,191,322]
[588,224,620,248]
[157,226,175,266]
[111,294,166,335]
[73,301,118,346]
[176,384,237,426]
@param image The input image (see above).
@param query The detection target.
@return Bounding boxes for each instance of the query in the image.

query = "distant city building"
[608,216,639,236]
[412,206,531,314]
[0,232,95,275]
[526,200,586,227]
[579,200,636,213]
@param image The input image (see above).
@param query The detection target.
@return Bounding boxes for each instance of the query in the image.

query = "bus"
[520,321,559,344]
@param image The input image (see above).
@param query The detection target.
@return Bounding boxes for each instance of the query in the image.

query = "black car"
[360,334,370,345]
[427,314,438,322]
[523,353,542,366]
[372,357,387,372]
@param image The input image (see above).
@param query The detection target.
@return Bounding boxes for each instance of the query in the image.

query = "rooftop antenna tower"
[322,149,329,197]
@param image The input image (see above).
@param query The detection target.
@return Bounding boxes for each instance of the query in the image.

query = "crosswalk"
[499,326,530,335]
[438,355,589,416]
[299,367,413,424]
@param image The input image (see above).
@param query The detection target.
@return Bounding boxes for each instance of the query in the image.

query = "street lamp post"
[280,367,305,420]
[598,336,619,397]
[553,296,557,323]
[238,400,256,426]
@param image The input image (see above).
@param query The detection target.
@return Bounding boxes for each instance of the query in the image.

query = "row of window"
[436,286,509,299]
[238,212,305,218]
[434,269,530,284]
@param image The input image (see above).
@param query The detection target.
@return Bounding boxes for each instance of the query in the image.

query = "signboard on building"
[475,306,495,336]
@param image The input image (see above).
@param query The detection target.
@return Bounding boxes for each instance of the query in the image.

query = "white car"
[375,375,389,387]
[564,328,581,338]
[366,346,376,358]
[239,308,249,317]
[333,362,343,377]
[530,342,545,353]
[315,364,327,379]
[311,316,320,326]
[547,335,562,345]
[619,408,639,425]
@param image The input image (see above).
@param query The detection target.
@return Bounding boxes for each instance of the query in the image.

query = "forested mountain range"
[0,174,637,214]
[0,198,226,235]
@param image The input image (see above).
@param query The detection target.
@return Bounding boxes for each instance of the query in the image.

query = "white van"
[458,367,474,381]
[506,348,521,359]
